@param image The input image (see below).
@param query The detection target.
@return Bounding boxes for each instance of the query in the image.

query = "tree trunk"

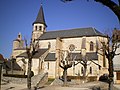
[109,77,114,90]
[27,58,32,90]
[63,69,67,86]
[0,64,2,90]
[108,56,114,90]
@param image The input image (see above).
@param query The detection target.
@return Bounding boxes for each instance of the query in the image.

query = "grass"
[45,78,55,85]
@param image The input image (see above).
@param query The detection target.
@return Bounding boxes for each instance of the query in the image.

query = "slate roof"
[69,52,98,61]
[16,49,48,58]
[44,52,98,61]
[44,53,56,61]
[33,5,47,27]
[3,59,22,71]
[38,27,106,40]
[14,48,26,50]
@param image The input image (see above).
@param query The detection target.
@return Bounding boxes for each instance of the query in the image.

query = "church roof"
[33,5,47,27]
[16,49,48,58]
[44,52,98,61]
[38,27,106,40]
[44,53,56,61]
[73,52,98,61]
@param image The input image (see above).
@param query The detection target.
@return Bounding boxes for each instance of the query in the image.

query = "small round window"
[69,44,75,51]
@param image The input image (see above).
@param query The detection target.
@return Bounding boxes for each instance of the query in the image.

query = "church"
[11,4,108,78]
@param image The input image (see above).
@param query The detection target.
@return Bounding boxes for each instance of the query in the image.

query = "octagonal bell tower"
[32,4,47,41]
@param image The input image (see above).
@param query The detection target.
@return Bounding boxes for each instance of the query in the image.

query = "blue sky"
[0,0,120,58]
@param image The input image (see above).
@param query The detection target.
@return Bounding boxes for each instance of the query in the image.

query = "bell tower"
[32,4,47,41]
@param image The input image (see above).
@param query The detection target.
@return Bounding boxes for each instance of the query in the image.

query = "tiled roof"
[16,49,48,58]
[38,27,106,40]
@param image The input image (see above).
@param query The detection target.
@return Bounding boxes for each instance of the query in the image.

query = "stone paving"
[1,79,120,90]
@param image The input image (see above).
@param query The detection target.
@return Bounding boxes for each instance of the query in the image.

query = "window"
[90,41,94,51]
[44,27,45,31]
[103,55,106,67]
[35,26,37,31]
[48,62,49,70]
[117,72,120,80]
[69,44,75,51]
[90,67,92,74]
[81,67,84,74]
[41,61,43,69]
[116,35,119,39]
[39,26,42,30]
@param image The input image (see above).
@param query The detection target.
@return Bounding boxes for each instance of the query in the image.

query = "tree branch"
[119,0,120,6]
[115,53,120,56]
[95,0,120,21]
[59,62,64,69]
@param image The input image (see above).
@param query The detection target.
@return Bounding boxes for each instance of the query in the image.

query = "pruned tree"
[59,49,101,85]
[25,39,38,89]
[59,50,72,86]
[61,0,120,22]
[96,30,120,90]
[80,57,101,82]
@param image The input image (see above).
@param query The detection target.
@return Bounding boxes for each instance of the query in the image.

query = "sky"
[0,0,120,58]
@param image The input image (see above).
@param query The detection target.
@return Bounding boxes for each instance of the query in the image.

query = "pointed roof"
[33,4,47,27]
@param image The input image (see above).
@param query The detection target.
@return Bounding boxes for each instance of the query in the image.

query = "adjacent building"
[113,30,120,84]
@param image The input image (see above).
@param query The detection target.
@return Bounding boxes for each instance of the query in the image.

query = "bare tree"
[61,0,120,22]
[59,49,101,85]
[59,50,72,86]
[96,31,120,90]
[25,39,38,89]
[77,56,101,82]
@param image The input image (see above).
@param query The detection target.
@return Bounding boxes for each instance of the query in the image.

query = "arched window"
[90,67,92,74]
[41,61,43,69]
[81,67,84,74]
[39,26,42,30]
[48,62,49,70]
[35,26,37,31]
[90,41,94,51]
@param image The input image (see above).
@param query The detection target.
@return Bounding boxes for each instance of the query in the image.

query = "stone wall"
[2,72,48,88]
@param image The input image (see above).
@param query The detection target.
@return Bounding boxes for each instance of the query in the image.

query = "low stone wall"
[2,72,48,88]
[32,72,48,87]
[3,70,24,75]
[3,76,27,84]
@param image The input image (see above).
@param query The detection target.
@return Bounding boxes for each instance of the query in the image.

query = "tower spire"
[33,4,47,27]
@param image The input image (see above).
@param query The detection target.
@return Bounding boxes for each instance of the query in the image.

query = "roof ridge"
[46,27,93,33]
[92,27,97,35]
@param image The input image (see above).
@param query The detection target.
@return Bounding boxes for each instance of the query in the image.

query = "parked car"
[99,74,109,83]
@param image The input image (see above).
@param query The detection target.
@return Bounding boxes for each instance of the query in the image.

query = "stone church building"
[11,5,108,78]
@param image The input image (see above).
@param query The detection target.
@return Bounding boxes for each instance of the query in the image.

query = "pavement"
[1,81,109,90]
[113,84,120,90]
